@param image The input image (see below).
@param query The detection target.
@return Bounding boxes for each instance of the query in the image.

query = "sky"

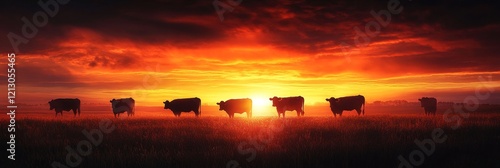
[0,0,499,107]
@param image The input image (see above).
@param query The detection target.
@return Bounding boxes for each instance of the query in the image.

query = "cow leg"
[297,111,300,117]
[114,113,117,118]
[282,112,285,118]
[333,113,336,117]
[356,109,361,116]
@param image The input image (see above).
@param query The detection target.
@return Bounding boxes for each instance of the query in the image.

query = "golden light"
[250,95,273,116]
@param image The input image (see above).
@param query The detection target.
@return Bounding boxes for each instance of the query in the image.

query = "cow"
[110,98,135,118]
[163,97,201,117]
[418,97,437,115]
[217,98,252,118]
[49,98,81,117]
[269,96,304,118]
[326,95,365,117]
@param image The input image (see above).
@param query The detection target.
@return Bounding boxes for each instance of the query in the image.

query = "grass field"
[2,111,499,168]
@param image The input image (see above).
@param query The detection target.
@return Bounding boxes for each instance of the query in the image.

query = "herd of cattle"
[48,95,438,118]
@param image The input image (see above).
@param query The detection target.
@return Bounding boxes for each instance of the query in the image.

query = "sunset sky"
[1,0,499,107]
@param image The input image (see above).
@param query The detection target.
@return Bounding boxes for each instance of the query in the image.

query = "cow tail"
[302,101,305,114]
[302,98,305,115]
[78,106,81,115]
[362,100,365,115]
[199,104,202,116]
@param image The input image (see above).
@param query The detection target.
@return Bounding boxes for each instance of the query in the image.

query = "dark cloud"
[0,0,499,74]
[12,63,84,88]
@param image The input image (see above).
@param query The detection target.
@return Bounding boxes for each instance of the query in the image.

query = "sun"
[249,95,273,116]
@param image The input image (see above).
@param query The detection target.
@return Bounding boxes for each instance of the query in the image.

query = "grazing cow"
[269,96,304,118]
[217,98,252,118]
[49,98,81,117]
[418,97,437,115]
[163,97,201,117]
[326,95,365,117]
[110,98,135,118]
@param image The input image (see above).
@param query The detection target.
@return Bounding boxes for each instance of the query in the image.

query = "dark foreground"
[1,114,499,168]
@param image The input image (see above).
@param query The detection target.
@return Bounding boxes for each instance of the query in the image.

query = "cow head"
[326,97,342,112]
[325,97,339,104]
[269,96,282,107]
[325,97,338,105]
[216,101,226,111]
[48,100,54,110]
[163,100,170,109]
[109,99,117,106]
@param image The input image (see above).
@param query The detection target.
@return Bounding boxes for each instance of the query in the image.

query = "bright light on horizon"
[250,95,274,116]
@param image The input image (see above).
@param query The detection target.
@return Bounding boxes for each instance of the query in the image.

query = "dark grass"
[1,114,499,168]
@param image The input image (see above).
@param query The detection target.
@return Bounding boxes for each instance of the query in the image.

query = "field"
[2,109,500,168]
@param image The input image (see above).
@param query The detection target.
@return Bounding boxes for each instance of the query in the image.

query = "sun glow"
[250,95,274,116]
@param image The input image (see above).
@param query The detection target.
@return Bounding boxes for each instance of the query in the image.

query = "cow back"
[223,98,252,113]
[53,98,80,111]
[334,95,365,110]
[420,97,437,108]
[111,98,135,113]
[276,96,304,111]
[169,97,201,112]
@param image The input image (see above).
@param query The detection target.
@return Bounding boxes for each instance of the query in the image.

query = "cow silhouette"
[326,95,365,117]
[418,97,437,115]
[49,98,81,117]
[110,98,135,117]
[163,97,201,117]
[217,98,252,118]
[269,96,304,118]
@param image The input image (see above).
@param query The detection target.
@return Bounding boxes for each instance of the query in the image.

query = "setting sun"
[250,95,273,116]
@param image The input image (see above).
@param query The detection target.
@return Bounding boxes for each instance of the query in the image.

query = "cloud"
[1,0,499,105]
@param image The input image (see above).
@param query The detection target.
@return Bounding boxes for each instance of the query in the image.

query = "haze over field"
[0,1,499,107]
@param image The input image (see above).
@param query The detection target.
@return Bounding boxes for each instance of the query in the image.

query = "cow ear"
[269,98,273,100]
[216,102,220,105]
[325,98,329,101]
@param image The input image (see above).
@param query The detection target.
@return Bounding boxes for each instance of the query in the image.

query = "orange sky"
[1,0,499,108]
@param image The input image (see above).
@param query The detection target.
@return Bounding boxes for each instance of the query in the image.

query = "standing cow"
[217,98,252,118]
[269,96,304,118]
[49,98,81,117]
[418,97,437,115]
[326,95,365,117]
[110,98,135,118]
[163,97,201,117]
